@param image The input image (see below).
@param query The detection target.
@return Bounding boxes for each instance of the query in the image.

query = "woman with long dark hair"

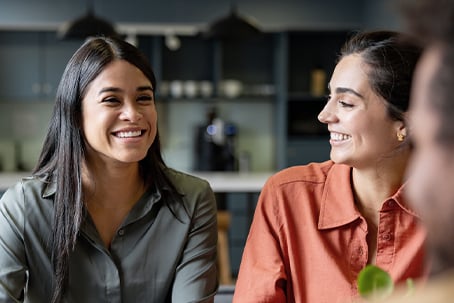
[0,36,218,302]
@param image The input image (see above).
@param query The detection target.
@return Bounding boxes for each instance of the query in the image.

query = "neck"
[351,150,409,213]
[82,160,145,209]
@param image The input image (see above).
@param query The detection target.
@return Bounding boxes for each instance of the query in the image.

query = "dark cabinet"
[0,31,80,101]
[288,30,351,96]
[138,33,277,101]
[275,30,352,168]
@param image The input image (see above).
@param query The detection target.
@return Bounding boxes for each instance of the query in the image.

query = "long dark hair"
[33,36,174,303]
[340,30,422,124]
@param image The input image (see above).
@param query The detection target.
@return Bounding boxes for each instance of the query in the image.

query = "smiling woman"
[0,37,218,303]
[233,31,426,303]
[82,60,157,168]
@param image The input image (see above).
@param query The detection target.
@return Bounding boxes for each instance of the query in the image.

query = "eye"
[339,100,353,108]
[102,96,121,104]
[137,94,154,103]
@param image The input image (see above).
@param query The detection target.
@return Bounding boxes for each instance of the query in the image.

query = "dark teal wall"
[0,0,401,31]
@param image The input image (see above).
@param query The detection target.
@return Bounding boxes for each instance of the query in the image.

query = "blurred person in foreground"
[0,36,218,302]
[233,30,427,303]
[382,0,454,301]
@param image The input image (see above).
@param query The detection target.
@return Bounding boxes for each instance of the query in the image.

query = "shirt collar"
[317,164,420,230]
[318,164,360,230]
[385,183,421,218]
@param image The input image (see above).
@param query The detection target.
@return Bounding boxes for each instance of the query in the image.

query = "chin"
[118,152,149,164]
[330,155,350,166]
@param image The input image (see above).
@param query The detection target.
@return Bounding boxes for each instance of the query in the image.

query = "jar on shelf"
[310,67,327,97]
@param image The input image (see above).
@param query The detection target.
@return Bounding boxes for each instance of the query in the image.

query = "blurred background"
[0,0,402,281]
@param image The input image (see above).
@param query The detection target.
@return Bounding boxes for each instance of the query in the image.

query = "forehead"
[330,55,370,91]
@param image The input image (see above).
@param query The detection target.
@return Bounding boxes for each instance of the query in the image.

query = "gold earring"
[397,133,405,142]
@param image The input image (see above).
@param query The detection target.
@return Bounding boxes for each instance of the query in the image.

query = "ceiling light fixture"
[58,0,118,40]
[204,2,262,40]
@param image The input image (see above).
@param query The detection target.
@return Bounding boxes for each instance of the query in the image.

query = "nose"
[120,102,142,122]
[318,101,336,124]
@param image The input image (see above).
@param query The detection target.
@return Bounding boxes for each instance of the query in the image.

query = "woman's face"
[81,59,157,167]
[407,46,454,267]
[318,54,405,168]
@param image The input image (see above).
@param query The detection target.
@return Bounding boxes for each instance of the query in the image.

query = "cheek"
[147,109,158,138]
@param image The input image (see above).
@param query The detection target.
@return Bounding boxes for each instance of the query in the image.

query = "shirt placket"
[104,256,121,303]
[376,200,397,272]
[349,218,368,296]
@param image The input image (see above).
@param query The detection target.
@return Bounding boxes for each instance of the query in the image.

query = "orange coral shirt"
[233,161,426,303]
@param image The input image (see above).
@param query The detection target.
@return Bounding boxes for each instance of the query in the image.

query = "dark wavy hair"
[33,36,177,303]
[339,30,422,125]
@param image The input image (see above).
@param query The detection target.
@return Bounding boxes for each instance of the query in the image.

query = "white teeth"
[330,132,351,141]
[116,130,142,138]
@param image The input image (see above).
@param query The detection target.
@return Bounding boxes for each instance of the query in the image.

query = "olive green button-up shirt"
[0,168,218,302]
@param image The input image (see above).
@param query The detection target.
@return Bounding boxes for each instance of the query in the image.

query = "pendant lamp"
[58,0,118,40]
[204,3,261,40]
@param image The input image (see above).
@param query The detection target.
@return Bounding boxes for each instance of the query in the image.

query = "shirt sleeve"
[171,181,218,303]
[233,178,288,303]
[0,183,28,302]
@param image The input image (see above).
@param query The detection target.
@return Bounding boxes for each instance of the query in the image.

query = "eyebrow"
[328,84,364,99]
[334,87,364,99]
[98,85,154,95]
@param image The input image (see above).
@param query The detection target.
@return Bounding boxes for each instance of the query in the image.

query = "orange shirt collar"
[318,164,419,230]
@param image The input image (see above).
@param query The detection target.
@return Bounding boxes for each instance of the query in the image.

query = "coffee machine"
[194,107,237,172]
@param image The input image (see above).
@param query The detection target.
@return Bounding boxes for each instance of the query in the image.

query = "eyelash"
[339,100,353,108]
[137,95,153,102]
[102,95,154,103]
[325,95,354,108]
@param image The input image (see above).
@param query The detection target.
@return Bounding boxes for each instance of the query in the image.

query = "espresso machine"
[194,107,237,172]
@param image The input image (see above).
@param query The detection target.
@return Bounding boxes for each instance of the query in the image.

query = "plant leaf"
[357,265,394,301]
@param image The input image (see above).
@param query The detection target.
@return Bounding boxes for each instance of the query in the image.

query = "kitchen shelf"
[157,95,276,103]
[0,31,80,101]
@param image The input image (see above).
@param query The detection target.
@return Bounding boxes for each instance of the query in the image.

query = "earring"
[397,133,405,142]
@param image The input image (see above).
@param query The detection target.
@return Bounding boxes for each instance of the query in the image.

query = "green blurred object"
[357,265,394,301]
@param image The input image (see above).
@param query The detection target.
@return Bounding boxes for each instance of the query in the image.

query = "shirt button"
[118,229,125,236]
[382,233,392,241]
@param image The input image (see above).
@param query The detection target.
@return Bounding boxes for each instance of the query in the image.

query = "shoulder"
[1,175,51,203]
[163,168,216,223]
[163,168,212,195]
[267,160,338,187]
[0,175,53,228]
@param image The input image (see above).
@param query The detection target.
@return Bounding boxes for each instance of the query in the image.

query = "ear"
[397,112,408,137]
[399,123,407,138]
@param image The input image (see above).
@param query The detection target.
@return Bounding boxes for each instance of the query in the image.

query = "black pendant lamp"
[204,3,261,40]
[58,0,118,40]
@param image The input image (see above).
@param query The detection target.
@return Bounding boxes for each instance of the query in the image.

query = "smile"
[330,132,351,141]
[114,130,143,138]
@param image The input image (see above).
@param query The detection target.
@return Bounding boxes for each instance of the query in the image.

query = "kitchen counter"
[190,171,273,193]
[0,171,274,193]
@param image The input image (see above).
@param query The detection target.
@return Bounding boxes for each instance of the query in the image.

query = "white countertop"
[0,171,274,193]
[190,171,273,192]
